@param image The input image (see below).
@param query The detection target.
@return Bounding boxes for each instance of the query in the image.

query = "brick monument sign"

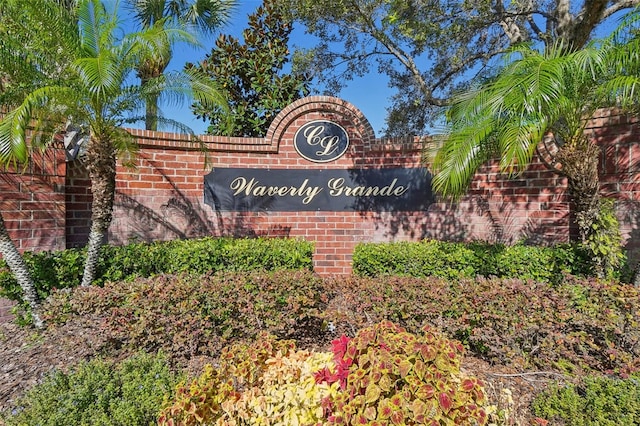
[2,96,640,280]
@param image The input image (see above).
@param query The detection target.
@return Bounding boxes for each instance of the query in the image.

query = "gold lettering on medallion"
[303,125,342,157]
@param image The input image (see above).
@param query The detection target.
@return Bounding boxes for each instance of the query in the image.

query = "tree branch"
[571,0,610,48]
[494,0,525,42]
[350,1,447,106]
[602,0,640,19]
[554,0,573,42]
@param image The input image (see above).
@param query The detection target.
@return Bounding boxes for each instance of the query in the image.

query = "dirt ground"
[0,317,107,413]
[0,318,556,424]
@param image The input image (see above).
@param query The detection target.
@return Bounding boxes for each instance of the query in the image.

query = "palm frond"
[77,0,106,57]
[0,85,83,164]
[74,54,125,100]
[496,119,547,175]
[607,7,640,45]
[0,110,30,164]
[185,0,237,34]
[125,0,165,28]
[598,75,640,109]
[432,114,498,198]
[431,33,636,197]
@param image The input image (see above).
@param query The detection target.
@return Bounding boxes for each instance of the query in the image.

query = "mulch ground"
[0,318,556,424]
[0,317,107,413]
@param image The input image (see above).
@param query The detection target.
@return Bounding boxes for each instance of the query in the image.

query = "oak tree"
[280,0,640,136]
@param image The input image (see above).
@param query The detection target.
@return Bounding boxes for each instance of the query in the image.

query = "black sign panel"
[204,167,433,212]
[294,120,349,162]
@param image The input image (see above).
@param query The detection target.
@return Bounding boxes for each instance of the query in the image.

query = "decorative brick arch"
[266,96,376,153]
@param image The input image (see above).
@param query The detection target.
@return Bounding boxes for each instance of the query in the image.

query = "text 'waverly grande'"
[229,176,409,205]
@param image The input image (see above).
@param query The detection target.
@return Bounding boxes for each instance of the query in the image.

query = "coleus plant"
[315,321,488,425]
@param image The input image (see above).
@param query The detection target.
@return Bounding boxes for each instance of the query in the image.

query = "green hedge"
[0,237,314,306]
[532,374,640,425]
[352,239,597,283]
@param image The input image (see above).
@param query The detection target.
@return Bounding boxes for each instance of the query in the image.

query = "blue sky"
[123,1,629,137]
[155,1,391,136]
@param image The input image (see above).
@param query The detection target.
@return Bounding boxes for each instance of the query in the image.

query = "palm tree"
[0,0,82,328]
[431,11,640,276]
[125,0,237,131]
[0,0,227,312]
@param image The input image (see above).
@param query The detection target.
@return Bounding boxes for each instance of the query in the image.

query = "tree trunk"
[557,140,601,242]
[81,135,116,287]
[138,54,169,132]
[558,140,609,276]
[143,75,159,131]
[0,213,43,328]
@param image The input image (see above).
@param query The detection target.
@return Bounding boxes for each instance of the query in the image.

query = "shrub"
[0,248,84,303]
[160,322,488,426]
[352,239,596,283]
[95,236,314,282]
[352,240,478,280]
[0,236,314,322]
[323,275,640,375]
[315,321,488,425]
[45,269,638,376]
[579,197,625,279]
[158,333,339,426]
[1,352,179,426]
[531,373,640,425]
[43,269,330,364]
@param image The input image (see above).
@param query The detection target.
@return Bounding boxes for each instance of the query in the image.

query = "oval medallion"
[294,120,349,163]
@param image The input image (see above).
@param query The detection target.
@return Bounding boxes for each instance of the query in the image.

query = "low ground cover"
[1,265,638,424]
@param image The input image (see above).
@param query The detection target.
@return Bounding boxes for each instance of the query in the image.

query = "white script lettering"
[229,177,323,205]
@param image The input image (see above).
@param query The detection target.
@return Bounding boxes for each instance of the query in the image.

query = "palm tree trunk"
[81,135,116,287]
[138,55,170,132]
[144,80,159,131]
[559,140,611,277]
[558,140,601,243]
[0,213,43,328]
[568,177,601,244]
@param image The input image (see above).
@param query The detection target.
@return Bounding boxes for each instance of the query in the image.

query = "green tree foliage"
[0,0,80,328]
[188,0,311,137]
[124,0,237,131]
[0,0,227,323]
[431,14,640,276]
[0,0,76,106]
[278,0,640,136]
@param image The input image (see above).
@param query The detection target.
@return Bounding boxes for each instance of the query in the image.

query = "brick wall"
[593,109,640,260]
[0,143,66,252]
[65,160,94,248]
[1,96,639,279]
[0,141,66,320]
[96,96,577,275]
